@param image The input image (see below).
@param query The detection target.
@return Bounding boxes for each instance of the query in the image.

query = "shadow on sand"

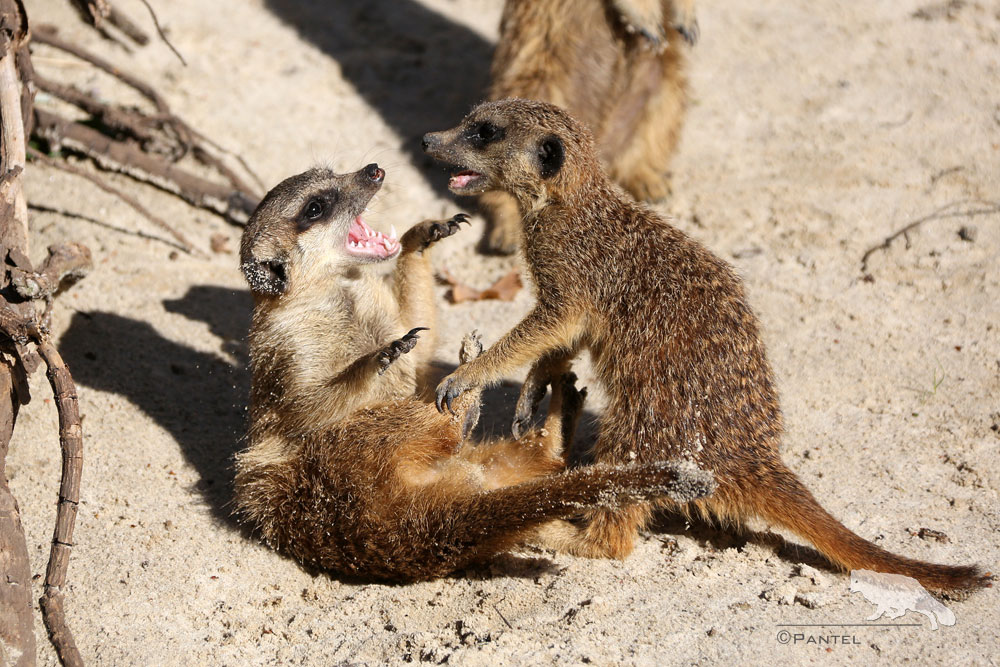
[264,0,494,194]
[59,286,252,528]
[58,282,836,578]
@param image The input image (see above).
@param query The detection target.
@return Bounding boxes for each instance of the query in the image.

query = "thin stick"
[0,27,29,252]
[34,73,165,149]
[36,338,84,667]
[28,147,204,255]
[138,0,186,66]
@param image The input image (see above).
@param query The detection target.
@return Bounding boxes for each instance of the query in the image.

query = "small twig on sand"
[28,146,204,254]
[860,199,1000,280]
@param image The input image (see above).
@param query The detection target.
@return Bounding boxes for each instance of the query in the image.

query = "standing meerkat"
[233,163,715,581]
[479,0,697,254]
[421,100,992,592]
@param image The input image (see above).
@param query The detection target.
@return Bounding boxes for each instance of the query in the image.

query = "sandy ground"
[9,0,999,664]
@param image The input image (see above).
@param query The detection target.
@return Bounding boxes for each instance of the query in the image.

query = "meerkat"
[233,163,715,581]
[421,100,992,592]
[478,0,697,254]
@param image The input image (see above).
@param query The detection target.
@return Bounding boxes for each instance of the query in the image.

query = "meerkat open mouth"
[346,214,400,261]
[448,169,486,193]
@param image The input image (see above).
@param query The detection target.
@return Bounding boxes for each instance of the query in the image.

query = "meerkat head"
[239,164,401,296]
[422,99,600,202]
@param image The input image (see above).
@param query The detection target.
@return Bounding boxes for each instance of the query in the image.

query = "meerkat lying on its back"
[422,101,992,593]
[479,0,697,253]
[234,164,715,582]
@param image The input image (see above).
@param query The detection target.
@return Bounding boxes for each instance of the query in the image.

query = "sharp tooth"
[389,224,397,239]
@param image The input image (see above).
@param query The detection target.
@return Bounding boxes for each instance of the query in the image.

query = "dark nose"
[363,163,384,183]
[421,133,440,153]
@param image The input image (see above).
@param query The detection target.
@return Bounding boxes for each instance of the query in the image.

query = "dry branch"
[32,24,263,226]
[36,338,84,667]
[34,108,257,224]
[2,3,92,664]
[34,74,170,154]
[0,15,28,251]
[0,4,35,660]
[0,361,36,667]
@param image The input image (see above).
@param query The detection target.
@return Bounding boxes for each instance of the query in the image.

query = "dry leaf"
[439,267,523,304]
[210,233,230,254]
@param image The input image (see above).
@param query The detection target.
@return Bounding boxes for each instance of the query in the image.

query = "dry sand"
[10,0,999,663]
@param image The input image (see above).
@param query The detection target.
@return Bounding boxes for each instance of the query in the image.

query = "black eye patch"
[466,121,505,148]
[537,135,564,179]
[296,191,337,230]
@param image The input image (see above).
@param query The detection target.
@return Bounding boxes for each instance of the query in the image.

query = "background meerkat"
[233,164,715,581]
[422,100,992,593]
[478,0,697,253]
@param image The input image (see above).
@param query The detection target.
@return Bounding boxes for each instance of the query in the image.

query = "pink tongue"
[450,173,476,188]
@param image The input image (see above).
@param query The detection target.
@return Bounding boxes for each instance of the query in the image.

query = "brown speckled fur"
[423,100,991,593]
[480,0,694,253]
[233,165,716,582]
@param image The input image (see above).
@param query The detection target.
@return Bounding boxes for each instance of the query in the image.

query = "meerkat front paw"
[671,0,699,45]
[611,0,666,47]
[435,371,476,414]
[377,327,428,375]
[402,213,470,253]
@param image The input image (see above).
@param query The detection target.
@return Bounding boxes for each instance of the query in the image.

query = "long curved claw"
[377,327,429,375]
[427,213,471,245]
[676,19,699,46]
[435,375,469,415]
[512,376,548,440]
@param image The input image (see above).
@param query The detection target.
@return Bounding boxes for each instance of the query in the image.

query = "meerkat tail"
[436,461,715,545]
[746,465,990,593]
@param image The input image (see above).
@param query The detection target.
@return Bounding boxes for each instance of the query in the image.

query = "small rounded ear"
[537,135,564,179]
[241,256,288,296]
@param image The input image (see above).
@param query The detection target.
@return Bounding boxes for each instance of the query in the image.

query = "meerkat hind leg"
[459,372,586,489]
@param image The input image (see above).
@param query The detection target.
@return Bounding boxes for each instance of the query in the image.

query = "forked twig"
[860,199,1000,279]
